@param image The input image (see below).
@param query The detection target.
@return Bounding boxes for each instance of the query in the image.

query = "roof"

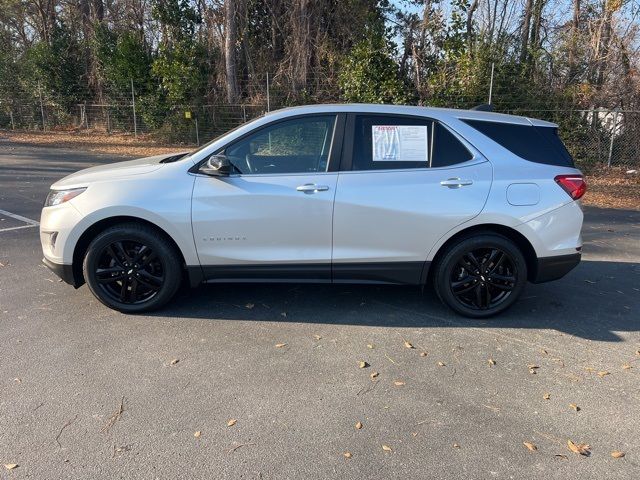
[265,103,556,127]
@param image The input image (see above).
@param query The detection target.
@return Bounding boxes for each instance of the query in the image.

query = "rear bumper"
[42,257,79,287]
[531,252,581,283]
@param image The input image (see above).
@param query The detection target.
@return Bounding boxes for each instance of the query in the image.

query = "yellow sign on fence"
[184,111,192,119]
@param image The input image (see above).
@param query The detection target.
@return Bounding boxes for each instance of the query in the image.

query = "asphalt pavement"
[1,139,639,479]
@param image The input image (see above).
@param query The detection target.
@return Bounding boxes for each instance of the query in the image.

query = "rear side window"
[462,119,574,167]
[352,115,473,171]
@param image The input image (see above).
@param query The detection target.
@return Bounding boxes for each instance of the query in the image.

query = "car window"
[225,115,336,174]
[351,115,472,171]
[461,119,574,167]
[431,122,474,167]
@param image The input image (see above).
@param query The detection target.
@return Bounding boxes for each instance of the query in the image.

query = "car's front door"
[192,114,343,281]
[332,114,492,284]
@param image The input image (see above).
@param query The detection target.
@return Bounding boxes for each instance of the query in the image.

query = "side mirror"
[199,154,233,176]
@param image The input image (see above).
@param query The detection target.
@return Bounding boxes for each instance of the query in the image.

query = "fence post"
[266,73,270,112]
[9,110,15,130]
[38,81,46,131]
[488,63,495,106]
[195,115,200,146]
[130,78,138,138]
[607,109,620,168]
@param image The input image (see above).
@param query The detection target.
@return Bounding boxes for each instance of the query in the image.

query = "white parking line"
[0,224,39,232]
[0,208,40,226]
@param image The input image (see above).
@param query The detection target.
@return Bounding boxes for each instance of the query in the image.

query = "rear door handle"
[440,178,473,188]
[296,183,330,194]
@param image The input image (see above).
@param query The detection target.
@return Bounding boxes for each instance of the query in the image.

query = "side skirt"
[192,262,430,286]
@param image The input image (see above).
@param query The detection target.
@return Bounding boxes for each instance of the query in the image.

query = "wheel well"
[428,224,538,283]
[71,216,187,287]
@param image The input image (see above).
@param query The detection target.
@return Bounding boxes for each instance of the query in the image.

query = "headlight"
[44,188,87,207]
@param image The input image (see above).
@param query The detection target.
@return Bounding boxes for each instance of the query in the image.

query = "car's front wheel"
[83,223,182,313]
[433,234,527,318]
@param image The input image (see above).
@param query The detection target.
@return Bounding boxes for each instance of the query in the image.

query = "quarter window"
[351,115,473,171]
[225,115,336,174]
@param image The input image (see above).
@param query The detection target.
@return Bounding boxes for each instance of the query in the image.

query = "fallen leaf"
[343,452,352,459]
[488,358,496,366]
[597,371,610,378]
[355,422,363,430]
[527,364,539,370]
[370,371,379,379]
[611,451,625,458]
[569,403,581,412]
[13,378,21,383]
[554,454,568,460]
[567,440,590,456]
[275,343,287,348]
[412,431,418,437]
[367,344,374,349]
[622,364,632,370]
[403,340,414,349]
[194,431,202,438]
[314,335,322,340]
[393,380,405,386]
[169,358,179,365]
[437,361,446,367]
[245,303,255,309]
[453,443,460,449]
[227,419,237,427]
[358,361,369,369]
[523,442,538,451]
[419,351,428,357]
[636,350,640,356]
[585,367,596,372]
[382,444,392,452]
[540,349,548,355]
[4,464,18,470]
[543,393,551,400]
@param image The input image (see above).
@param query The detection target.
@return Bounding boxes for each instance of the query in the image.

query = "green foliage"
[339,30,413,105]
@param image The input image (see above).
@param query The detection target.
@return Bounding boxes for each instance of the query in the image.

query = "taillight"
[554,174,587,200]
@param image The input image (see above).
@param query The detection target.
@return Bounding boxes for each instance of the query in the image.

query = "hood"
[51,152,188,189]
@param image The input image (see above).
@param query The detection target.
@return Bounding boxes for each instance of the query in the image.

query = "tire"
[83,223,182,313]
[433,234,527,318]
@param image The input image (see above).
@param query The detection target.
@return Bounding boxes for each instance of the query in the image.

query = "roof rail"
[470,104,494,112]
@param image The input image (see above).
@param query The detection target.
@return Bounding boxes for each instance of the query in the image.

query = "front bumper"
[42,257,79,287]
[531,252,581,283]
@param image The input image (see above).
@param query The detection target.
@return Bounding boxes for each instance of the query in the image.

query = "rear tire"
[433,234,527,318]
[83,223,182,313]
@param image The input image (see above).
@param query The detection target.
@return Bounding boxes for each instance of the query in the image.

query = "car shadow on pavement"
[156,259,639,342]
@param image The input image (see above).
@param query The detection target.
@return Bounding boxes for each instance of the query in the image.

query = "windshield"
[185,114,266,160]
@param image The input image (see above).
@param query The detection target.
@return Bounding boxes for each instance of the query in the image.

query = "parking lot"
[1,140,639,479]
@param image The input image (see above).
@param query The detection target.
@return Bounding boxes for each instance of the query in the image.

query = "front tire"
[83,223,182,313]
[433,234,527,318]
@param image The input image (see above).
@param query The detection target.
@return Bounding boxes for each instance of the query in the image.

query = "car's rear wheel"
[433,234,527,318]
[83,223,182,313]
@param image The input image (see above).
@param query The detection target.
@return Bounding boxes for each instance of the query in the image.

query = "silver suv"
[41,104,586,317]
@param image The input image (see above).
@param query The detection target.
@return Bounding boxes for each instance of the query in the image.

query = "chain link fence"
[1,77,638,170]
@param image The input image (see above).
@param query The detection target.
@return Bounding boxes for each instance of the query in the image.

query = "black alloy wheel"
[433,234,527,318]
[83,223,182,312]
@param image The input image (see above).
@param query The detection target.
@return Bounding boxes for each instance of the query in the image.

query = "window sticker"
[372,125,428,162]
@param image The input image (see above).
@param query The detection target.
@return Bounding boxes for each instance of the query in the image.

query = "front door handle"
[440,178,473,188]
[296,183,330,194]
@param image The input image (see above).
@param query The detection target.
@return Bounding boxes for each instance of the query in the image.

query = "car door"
[192,114,344,281]
[332,113,492,284]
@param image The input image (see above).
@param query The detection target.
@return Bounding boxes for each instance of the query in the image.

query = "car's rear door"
[332,113,492,284]
[192,113,344,281]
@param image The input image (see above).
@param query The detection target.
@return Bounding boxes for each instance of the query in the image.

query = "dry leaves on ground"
[437,361,446,367]
[275,343,287,348]
[358,361,368,369]
[597,371,610,378]
[523,442,538,451]
[355,422,363,430]
[382,445,392,452]
[393,380,406,386]
[569,403,581,412]
[488,358,496,366]
[370,371,379,379]
[403,340,414,349]
[567,440,591,456]
[194,431,202,438]
[4,464,18,470]
[227,419,237,427]
[343,452,352,459]
[169,358,179,365]
[611,451,625,458]
[420,351,428,357]
[543,393,551,400]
